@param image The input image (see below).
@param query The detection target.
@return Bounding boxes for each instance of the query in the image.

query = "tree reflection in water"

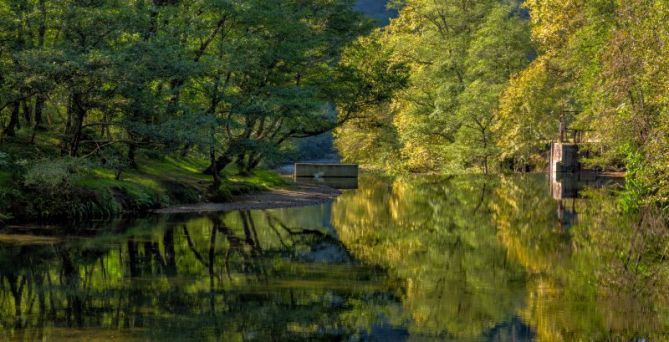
[1,174,669,341]
[334,174,531,340]
[0,208,400,341]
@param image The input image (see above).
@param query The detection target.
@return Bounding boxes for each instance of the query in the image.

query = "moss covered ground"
[0,137,287,222]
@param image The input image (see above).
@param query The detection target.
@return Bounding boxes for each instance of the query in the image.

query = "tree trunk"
[204,155,232,175]
[235,153,250,176]
[33,95,45,129]
[61,93,86,156]
[239,151,261,175]
[31,0,47,138]
[60,97,74,155]
[127,142,138,169]
[209,127,221,190]
[3,102,20,137]
[68,95,86,156]
[180,143,192,158]
[248,153,263,171]
[21,99,31,125]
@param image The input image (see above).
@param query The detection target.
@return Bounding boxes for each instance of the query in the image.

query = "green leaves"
[0,0,376,176]
[337,0,533,173]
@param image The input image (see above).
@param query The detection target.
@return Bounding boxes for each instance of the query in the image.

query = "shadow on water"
[295,176,359,190]
[0,173,667,341]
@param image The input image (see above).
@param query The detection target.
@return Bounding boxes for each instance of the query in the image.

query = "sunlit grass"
[120,174,164,193]
[0,133,288,219]
[228,169,287,188]
[75,156,287,210]
[90,168,116,180]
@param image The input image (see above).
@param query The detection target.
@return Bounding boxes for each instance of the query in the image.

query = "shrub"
[23,157,88,190]
[0,152,9,168]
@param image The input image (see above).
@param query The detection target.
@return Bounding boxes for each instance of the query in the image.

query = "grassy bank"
[0,155,286,223]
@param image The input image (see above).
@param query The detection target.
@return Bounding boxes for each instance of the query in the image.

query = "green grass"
[0,131,291,218]
[75,177,167,214]
[0,131,289,221]
[227,168,287,188]
[211,167,288,202]
[76,157,287,213]
[0,147,288,221]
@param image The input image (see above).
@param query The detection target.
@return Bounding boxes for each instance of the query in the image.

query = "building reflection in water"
[550,171,623,230]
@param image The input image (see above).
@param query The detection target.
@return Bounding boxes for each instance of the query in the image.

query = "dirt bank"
[153,182,342,214]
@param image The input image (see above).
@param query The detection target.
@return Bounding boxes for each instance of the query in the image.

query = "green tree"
[337,0,533,173]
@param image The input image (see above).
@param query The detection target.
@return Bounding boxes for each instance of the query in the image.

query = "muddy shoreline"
[153,182,342,214]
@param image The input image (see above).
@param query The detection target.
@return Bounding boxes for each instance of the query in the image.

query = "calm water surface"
[1,173,667,341]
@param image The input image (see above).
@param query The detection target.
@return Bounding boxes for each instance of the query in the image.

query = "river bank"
[0,156,294,224]
[154,182,341,214]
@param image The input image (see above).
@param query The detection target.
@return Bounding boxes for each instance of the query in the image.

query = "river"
[1,173,666,341]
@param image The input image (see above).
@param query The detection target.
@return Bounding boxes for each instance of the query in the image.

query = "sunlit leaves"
[338,0,533,173]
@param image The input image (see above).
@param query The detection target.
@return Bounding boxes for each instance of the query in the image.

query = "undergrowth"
[0,152,287,222]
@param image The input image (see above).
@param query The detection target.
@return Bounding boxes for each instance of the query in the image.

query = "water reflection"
[550,172,624,231]
[333,175,531,339]
[294,176,359,189]
[0,173,667,341]
[0,208,399,341]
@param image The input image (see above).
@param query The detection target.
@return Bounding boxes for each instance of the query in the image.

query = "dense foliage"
[3,0,669,216]
[502,0,669,204]
[338,0,669,199]
[0,0,375,163]
[337,0,533,173]
[0,0,406,219]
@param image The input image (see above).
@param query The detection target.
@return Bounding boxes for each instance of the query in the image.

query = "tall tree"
[338,0,533,173]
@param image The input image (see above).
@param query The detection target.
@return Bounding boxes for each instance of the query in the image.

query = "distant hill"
[355,0,397,26]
